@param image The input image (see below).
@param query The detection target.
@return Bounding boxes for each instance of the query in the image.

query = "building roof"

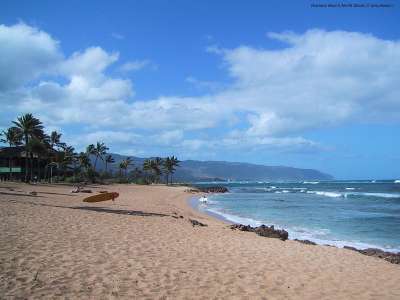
[0,146,26,158]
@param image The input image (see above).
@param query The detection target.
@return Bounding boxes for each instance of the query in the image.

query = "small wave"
[205,208,263,227]
[345,192,400,199]
[394,180,400,183]
[203,208,400,252]
[307,191,342,198]
[303,181,319,184]
[345,187,355,190]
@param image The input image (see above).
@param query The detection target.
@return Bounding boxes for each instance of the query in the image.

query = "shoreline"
[189,193,400,261]
[2,182,400,299]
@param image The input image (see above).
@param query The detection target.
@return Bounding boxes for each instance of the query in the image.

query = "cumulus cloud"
[217,29,400,136]
[0,23,62,91]
[1,24,400,156]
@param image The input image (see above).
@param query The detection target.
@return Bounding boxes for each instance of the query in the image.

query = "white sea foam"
[345,192,400,199]
[307,191,342,198]
[305,190,400,199]
[303,181,319,184]
[394,180,400,183]
[345,187,355,190]
[203,207,400,252]
[205,208,263,227]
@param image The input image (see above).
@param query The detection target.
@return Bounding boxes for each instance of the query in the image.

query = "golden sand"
[1,182,399,299]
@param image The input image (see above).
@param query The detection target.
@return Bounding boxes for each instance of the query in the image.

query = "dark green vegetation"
[0,113,180,184]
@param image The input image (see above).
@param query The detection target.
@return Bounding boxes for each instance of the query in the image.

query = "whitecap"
[345,192,400,199]
[307,191,342,198]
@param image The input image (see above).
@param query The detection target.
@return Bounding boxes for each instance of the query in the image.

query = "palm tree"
[59,146,75,180]
[87,142,108,171]
[12,114,44,182]
[163,156,180,185]
[151,157,163,183]
[0,127,22,180]
[121,157,133,178]
[143,159,153,182]
[27,137,48,182]
[105,154,115,175]
[78,152,92,181]
[119,162,125,178]
[49,131,66,150]
[78,152,91,171]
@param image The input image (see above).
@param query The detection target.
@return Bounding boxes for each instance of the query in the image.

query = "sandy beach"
[1,182,400,299]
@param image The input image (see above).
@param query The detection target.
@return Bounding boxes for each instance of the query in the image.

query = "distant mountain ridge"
[93,153,333,182]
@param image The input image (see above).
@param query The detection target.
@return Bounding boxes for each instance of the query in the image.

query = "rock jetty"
[344,246,400,264]
[230,224,288,241]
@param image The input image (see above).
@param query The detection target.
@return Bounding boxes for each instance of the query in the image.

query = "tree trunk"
[37,157,41,182]
[94,155,98,171]
[24,135,28,182]
[8,157,12,181]
[25,153,28,183]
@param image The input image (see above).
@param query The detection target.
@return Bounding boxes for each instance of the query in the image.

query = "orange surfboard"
[83,192,119,203]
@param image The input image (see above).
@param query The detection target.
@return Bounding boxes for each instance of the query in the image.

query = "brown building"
[0,146,38,181]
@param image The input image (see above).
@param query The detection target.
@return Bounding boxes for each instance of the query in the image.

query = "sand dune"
[1,182,399,299]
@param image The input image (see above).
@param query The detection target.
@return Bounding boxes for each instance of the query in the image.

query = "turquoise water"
[194,180,400,252]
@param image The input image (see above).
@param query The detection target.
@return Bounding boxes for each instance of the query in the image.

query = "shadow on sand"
[0,191,45,198]
[71,206,169,217]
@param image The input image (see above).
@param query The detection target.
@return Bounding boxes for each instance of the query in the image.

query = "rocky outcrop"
[344,246,400,264]
[230,224,288,241]
[294,239,317,245]
[198,186,228,193]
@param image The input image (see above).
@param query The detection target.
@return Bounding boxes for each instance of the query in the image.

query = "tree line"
[0,113,180,184]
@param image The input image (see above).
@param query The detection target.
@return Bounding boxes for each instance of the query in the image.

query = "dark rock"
[230,224,288,241]
[189,219,207,227]
[343,246,358,251]
[197,186,228,193]
[344,246,400,264]
[295,239,317,245]
[185,188,201,193]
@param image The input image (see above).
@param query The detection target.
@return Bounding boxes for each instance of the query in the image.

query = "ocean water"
[194,180,400,252]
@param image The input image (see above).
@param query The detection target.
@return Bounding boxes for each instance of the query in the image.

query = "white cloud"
[213,29,400,136]
[60,47,119,78]
[118,60,157,72]
[1,24,400,156]
[0,23,62,91]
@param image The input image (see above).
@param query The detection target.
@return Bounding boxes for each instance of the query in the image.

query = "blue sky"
[1,1,399,179]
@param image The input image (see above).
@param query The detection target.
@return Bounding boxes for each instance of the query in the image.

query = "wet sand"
[1,182,399,299]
